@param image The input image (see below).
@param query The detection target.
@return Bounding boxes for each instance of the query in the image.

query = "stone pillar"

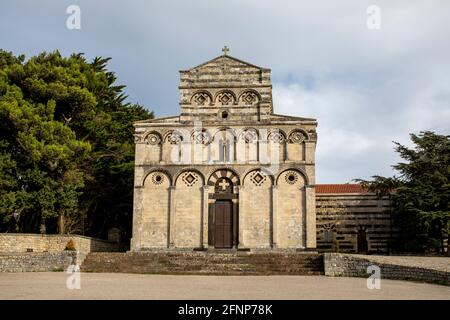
[201,186,209,248]
[237,185,246,249]
[305,185,316,249]
[168,186,176,248]
[130,185,143,251]
[232,199,239,248]
[272,186,278,248]
[305,141,315,163]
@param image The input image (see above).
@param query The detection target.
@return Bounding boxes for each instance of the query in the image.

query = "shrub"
[65,239,76,251]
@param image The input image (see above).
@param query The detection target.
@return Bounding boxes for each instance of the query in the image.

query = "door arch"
[207,169,239,248]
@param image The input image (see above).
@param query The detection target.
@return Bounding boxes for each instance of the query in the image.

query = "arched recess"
[163,130,184,164]
[172,169,205,248]
[207,169,240,248]
[211,128,236,163]
[240,169,273,248]
[142,131,162,163]
[207,168,240,187]
[139,171,171,248]
[238,89,261,105]
[287,129,308,161]
[274,169,307,248]
[190,129,212,163]
[267,129,287,163]
[190,90,213,106]
[237,128,259,163]
[214,90,237,106]
[174,168,205,186]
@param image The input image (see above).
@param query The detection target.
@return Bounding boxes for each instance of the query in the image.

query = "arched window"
[213,129,235,163]
[219,139,231,162]
[165,131,183,163]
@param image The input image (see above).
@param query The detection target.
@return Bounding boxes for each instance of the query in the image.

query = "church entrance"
[214,200,233,248]
[207,170,240,249]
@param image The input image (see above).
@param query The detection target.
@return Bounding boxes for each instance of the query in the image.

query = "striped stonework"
[315,185,394,254]
[131,52,318,251]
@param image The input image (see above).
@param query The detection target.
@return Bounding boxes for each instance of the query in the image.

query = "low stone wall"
[0,252,77,272]
[0,233,119,254]
[324,253,450,286]
[0,233,120,271]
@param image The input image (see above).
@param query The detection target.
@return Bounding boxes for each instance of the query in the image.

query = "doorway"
[357,229,368,254]
[214,200,233,248]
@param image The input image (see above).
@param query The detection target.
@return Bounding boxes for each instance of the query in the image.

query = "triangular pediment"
[182,54,270,72]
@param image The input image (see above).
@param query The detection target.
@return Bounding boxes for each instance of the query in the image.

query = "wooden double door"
[214,200,233,248]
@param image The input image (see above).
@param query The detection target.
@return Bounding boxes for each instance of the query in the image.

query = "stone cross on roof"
[222,46,229,56]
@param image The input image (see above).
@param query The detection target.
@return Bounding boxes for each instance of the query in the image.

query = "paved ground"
[0,272,448,300]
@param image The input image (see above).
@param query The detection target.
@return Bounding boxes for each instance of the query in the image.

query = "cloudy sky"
[1,0,449,183]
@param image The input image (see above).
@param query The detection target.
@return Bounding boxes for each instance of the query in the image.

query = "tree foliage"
[356,131,450,253]
[0,50,153,240]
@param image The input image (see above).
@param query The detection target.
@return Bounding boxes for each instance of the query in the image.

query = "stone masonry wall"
[324,253,450,286]
[0,234,119,258]
[0,234,120,272]
[0,252,77,272]
[316,193,392,253]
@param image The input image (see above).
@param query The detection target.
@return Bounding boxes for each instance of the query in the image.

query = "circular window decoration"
[145,133,161,145]
[289,131,306,144]
[152,173,164,185]
[285,171,298,185]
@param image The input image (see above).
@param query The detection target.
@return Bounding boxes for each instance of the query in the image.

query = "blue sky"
[1,0,449,182]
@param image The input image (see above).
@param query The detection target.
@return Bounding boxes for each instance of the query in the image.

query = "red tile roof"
[315,184,368,194]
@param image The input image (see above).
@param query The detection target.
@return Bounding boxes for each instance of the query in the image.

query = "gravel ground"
[0,272,449,300]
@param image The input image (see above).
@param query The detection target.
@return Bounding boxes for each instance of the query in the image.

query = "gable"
[179,54,271,88]
[182,55,269,73]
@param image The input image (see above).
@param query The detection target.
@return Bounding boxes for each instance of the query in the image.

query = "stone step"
[81,252,324,275]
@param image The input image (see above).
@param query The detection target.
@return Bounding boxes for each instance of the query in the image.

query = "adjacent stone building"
[131,50,318,251]
[315,184,393,254]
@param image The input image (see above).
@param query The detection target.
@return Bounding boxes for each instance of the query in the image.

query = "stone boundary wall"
[0,233,120,270]
[324,253,450,286]
[0,252,77,272]
[0,233,119,254]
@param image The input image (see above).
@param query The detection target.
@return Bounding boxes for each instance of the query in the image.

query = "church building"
[131,48,318,251]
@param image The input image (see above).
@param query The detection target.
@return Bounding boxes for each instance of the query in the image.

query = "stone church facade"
[131,51,318,251]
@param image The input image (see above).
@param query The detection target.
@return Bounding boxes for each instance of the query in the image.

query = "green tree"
[0,50,153,240]
[356,131,450,254]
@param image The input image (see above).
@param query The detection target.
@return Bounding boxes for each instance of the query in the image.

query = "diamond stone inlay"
[250,171,266,186]
[182,172,198,186]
